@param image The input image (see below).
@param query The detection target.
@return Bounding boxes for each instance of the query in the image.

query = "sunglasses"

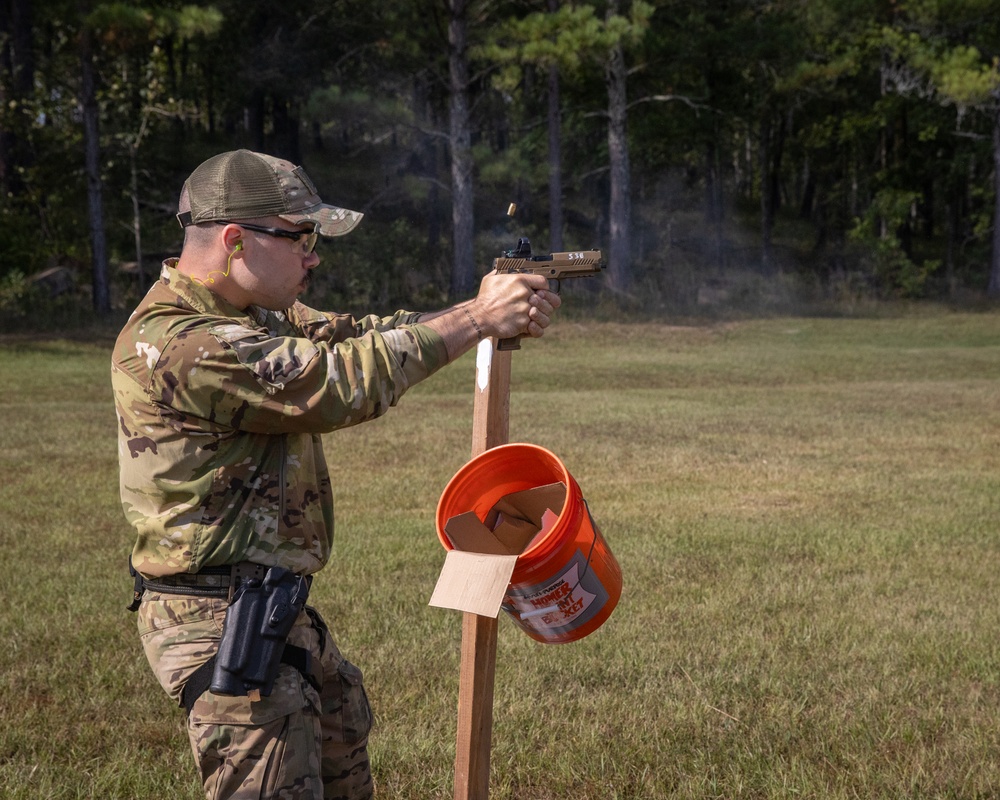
[215,221,319,254]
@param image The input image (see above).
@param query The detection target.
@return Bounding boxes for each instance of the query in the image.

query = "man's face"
[234,217,322,310]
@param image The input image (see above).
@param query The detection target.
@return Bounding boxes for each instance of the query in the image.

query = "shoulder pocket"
[209,324,319,394]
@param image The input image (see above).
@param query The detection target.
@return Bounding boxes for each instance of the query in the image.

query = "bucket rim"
[435,442,575,557]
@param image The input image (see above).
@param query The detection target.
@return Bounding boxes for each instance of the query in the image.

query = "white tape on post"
[476,338,492,392]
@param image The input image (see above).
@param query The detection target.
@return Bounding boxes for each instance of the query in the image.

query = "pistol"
[493,237,604,351]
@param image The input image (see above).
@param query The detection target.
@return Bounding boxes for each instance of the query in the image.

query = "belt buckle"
[228,562,266,602]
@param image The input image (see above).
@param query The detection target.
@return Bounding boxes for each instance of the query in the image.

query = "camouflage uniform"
[113,261,448,799]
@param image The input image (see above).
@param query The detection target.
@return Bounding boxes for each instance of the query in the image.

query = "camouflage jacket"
[112,261,448,578]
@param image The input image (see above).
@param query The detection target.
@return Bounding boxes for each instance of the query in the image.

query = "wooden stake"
[453,339,512,800]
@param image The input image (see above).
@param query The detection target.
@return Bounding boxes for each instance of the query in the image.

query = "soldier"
[112,149,560,799]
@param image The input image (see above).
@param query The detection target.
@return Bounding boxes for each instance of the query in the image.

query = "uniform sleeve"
[285,302,424,345]
[149,319,448,435]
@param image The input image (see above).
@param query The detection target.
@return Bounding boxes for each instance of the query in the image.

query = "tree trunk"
[448,0,475,298]
[945,197,956,297]
[547,62,564,252]
[0,0,12,191]
[546,0,563,252]
[247,88,266,152]
[761,108,785,274]
[0,0,35,195]
[988,101,1000,297]
[10,0,33,99]
[800,157,816,220]
[605,32,631,293]
[272,96,301,163]
[79,4,111,314]
[412,75,442,254]
[129,140,145,290]
[760,113,772,272]
[706,135,723,269]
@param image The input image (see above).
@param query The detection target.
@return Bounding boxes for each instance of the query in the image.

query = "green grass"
[1,310,999,799]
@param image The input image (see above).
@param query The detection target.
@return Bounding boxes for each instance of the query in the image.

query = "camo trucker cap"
[176,149,363,237]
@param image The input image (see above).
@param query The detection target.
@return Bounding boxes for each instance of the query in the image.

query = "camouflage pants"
[137,591,373,800]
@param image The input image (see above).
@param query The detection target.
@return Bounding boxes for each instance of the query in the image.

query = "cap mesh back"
[180,148,362,236]
[189,151,286,221]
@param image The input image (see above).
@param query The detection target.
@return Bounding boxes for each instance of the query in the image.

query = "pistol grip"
[497,336,522,351]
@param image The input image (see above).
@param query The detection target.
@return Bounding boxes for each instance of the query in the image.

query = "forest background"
[3,0,1000,326]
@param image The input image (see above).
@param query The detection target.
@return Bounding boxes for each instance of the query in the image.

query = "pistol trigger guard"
[549,278,562,294]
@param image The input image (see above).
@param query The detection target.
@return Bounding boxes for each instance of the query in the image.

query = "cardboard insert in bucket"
[430,443,622,644]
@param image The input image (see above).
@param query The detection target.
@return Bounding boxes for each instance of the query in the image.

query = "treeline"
[2,0,1000,318]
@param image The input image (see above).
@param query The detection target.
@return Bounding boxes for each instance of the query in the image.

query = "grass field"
[1,310,999,799]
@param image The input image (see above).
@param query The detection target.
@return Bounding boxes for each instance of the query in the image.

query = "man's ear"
[220,223,244,252]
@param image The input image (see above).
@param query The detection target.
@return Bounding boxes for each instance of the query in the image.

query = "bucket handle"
[504,499,601,622]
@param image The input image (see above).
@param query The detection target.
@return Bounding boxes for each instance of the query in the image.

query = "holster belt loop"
[228,561,267,602]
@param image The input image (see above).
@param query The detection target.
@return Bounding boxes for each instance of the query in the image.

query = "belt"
[128,561,304,609]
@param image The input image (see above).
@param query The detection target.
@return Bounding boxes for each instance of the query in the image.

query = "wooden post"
[453,338,512,800]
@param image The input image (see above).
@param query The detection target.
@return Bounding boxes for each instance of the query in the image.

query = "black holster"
[210,566,310,699]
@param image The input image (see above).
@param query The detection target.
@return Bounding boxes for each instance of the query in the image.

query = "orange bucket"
[436,443,622,644]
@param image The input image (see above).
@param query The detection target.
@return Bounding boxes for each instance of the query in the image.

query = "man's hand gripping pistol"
[493,236,604,351]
